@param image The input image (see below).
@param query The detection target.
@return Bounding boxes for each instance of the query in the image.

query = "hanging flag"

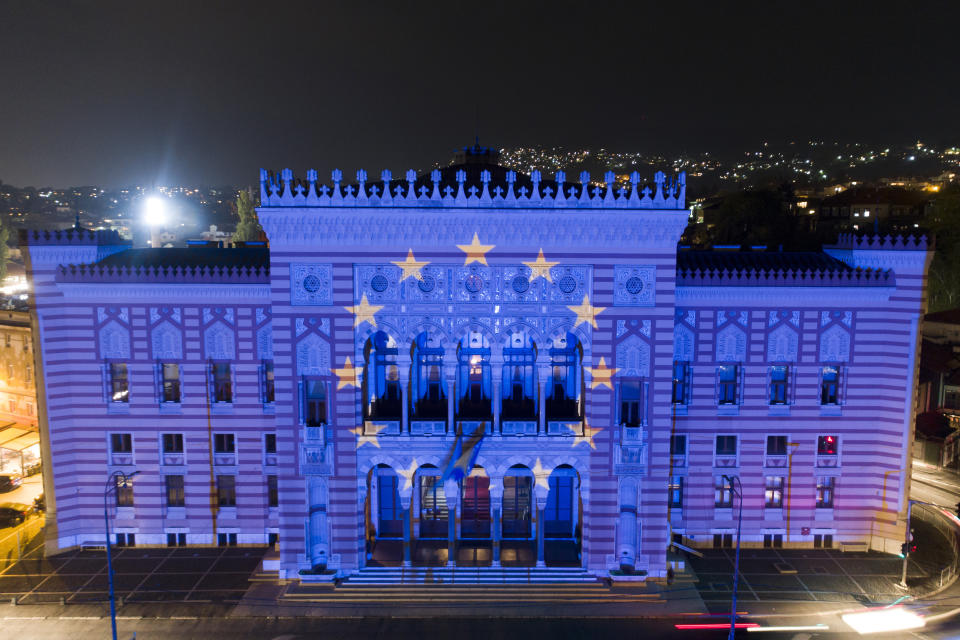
[441,422,486,483]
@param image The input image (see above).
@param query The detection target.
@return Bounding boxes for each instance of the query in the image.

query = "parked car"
[0,473,22,494]
[0,502,31,527]
[33,493,45,513]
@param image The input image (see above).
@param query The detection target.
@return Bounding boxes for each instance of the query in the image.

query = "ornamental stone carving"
[99,321,130,360]
[204,322,236,360]
[613,265,656,306]
[767,324,799,362]
[290,263,333,306]
[151,321,183,360]
[819,324,851,362]
[716,324,746,362]
[616,335,650,378]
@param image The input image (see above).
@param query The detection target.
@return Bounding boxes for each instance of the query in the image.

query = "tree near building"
[927,185,960,313]
[232,189,264,243]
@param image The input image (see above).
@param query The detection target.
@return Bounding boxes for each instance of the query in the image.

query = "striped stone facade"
[22,169,930,581]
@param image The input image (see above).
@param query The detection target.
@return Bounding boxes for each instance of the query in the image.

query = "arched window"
[410,332,446,420]
[501,332,537,421]
[456,331,491,421]
[364,331,401,421]
[547,332,583,422]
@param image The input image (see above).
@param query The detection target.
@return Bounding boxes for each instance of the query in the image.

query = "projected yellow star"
[397,458,419,491]
[570,422,602,450]
[567,294,606,329]
[333,357,360,390]
[586,357,619,390]
[391,249,429,282]
[523,249,558,283]
[345,293,384,328]
[457,232,495,266]
[349,423,387,449]
[531,457,551,491]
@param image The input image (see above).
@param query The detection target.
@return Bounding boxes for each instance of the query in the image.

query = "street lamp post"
[104,470,139,640]
[723,474,744,640]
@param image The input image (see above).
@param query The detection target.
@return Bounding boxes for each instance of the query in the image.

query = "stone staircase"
[345,565,598,585]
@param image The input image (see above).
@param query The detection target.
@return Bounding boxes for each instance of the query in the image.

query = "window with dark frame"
[264,433,277,454]
[765,476,784,508]
[115,482,134,507]
[817,435,838,456]
[162,433,183,453]
[672,361,690,404]
[766,435,788,456]
[670,434,687,457]
[161,363,180,403]
[714,476,734,507]
[821,366,840,405]
[262,360,275,404]
[619,380,643,427]
[267,475,278,508]
[165,475,185,507]
[110,362,129,403]
[715,435,737,456]
[214,433,235,454]
[304,378,327,426]
[111,433,132,453]
[718,364,738,405]
[669,477,683,508]
[769,365,788,405]
[816,476,835,508]
[211,361,232,403]
[216,475,236,507]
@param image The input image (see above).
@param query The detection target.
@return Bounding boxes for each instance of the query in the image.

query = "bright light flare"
[841,606,925,635]
[143,196,167,226]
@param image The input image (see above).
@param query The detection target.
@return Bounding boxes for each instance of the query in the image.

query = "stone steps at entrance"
[346,565,599,585]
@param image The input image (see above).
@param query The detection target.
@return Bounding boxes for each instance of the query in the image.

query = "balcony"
[304,425,325,444]
[621,425,643,444]
[614,444,647,475]
[365,420,400,436]
[457,421,493,436]
[410,421,446,436]
[670,454,687,468]
[548,421,581,436]
[502,421,537,436]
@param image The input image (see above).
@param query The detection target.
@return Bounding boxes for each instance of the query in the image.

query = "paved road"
[912,462,960,509]
[0,474,42,512]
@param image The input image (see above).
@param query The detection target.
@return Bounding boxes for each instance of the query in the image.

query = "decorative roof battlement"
[825,233,932,251]
[676,265,893,288]
[19,228,127,247]
[258,168,687,210]
[55,263,269,284]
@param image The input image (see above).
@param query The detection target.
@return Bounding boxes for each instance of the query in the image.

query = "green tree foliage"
[0,220,8,280]
[690,187,819,251]
[926,185,960,313]
[232,189,264,243]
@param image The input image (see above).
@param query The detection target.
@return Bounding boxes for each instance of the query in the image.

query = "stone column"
[309,476,329,570]
[398,354,411,433]
[537,363,550,434]
[491,370,501,434]
[399,490,412,567]
[490,477,503,567]
[444,479,459,567]
[535,484,548,567]
[444,362,457,434]
[617,478,638,571]
[354,477,366,569]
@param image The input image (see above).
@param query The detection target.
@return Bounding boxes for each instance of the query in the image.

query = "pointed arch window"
[410,332,446,420]
[456,332,491,421]
[502,333,537,421]
[546,333,583,422]
[364,331,401,421]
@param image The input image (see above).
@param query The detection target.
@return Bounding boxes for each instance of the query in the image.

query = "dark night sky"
[1,0,957,188]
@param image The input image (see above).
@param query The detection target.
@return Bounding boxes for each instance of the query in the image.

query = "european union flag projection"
[441,422,486,483]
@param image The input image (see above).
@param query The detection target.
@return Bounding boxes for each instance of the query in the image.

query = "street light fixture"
[142,195,166,248]
[722,474,744,640]
[104,469,139,640]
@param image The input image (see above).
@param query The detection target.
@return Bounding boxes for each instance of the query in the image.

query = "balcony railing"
[502,421,537,436]
[161,452,185,466]
[410,420,446,436]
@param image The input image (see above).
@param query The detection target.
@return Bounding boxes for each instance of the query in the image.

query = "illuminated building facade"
[23,163,930,580]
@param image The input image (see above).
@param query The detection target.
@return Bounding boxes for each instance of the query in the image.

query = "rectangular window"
[672,361,690,405]
[821,366,840,405]
[267,475,278,508]
[216,475,236,507]
[813,533,834,548]
[619,380,643,427]
[714,476,734,507]
[765,476,784,508]
[111,433,132,453]
[715,435,737,456]
[167,533,187,547]
[116,482,134,508]
[212,362,232,403]
[669,477,683,508]
[713,533,733,548]
[817,435,838,456]
[214,433,235,454]
[262,360,275,404]
[264,433,277,454]
[110,363,129,403]
[766,435,787,456]
[161,364,180,403]
[763,534,784,548]
[718,364,738,405]
[670,434,687,456]
[816,477,835,508]
[304,378,326,427]
[217,532,238,547]
[162,433,184,453]
[769,365,788,405]
[115,533,135,547]
[165,475,185,507]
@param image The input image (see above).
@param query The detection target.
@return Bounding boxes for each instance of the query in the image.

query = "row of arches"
[363,330,586,428]
[363,462,582,567]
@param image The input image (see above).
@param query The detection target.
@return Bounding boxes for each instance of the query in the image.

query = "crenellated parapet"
[258,167,687,210]
[676,265,894,288]
[825,233,932,251]
[55,263,270,284]
[19,228,128,247]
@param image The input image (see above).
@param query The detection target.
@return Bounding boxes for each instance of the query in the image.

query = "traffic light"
[901,542,909,557]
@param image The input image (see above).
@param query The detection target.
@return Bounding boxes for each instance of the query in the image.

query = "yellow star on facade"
[570,422,602,450]
[457,232,495,266]
[397,458,419,491]
[391,249,429,282]
[586,357,619,390]
[531,457,551,491]
[523,249,558,283]
[345,293,384,328]
[567,294,606,329]
[349,423,387,449]
[333,357,360,390]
